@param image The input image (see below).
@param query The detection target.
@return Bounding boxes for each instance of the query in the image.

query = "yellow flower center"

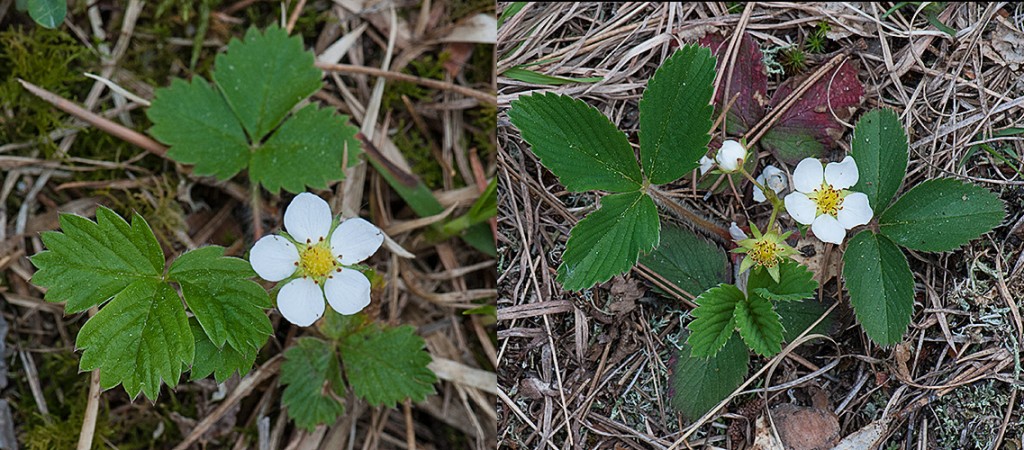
[810,183,843,216]
[299,244,337,278]
[750,238,781,268]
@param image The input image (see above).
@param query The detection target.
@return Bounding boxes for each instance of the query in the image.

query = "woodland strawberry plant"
[507,34,1004,420]
[30,25,436,432]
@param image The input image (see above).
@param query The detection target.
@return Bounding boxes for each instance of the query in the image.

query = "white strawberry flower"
[783,156,872,244]
[249,193,383,326]
[715,140,748,173]
[752,164,787,203]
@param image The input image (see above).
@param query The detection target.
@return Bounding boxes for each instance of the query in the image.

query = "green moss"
[392,118,445,190]
[778,47,807,76]
[16,351,114,450]
[806,22,830,54]
[382,53,449,111]
[0,26,95,154]
[448,0,496,21]
[99,175,187,249]
[293,3,339,43]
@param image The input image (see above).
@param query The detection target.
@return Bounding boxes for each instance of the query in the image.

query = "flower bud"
[715,140,747,173]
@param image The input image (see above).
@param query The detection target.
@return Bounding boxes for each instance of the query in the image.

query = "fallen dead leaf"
[771,404,841,450]
[790,234,841,285]
[438,13,497,44]
[893,343,913,381]
[991,19,1024,71]
[830,418,890,450]
[750,414,785,450]
[607,275,645,315]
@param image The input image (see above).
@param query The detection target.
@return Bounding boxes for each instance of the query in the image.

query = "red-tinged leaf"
[699,32,768,136]
[760,60,864,163]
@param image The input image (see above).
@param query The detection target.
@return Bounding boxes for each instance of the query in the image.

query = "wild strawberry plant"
[29,25,437,431]
[508,34,1004,420]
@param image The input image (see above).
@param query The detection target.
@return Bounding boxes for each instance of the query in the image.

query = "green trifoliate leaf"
[339,324,436,407]
[851,108,908,212]
[31,207,163,313]
[30,208,275,399]
[734,293,784,357]
[213,26,322,140]
[508,92,643,193]
[879,178,1004,252]
[189,319,257,383]
[250,104,362,194]
[843,231,914,346]
[147,25,362,194]
[639,44,716,184]
[168,246,272,353]
[281,337,345,431]
[687,284,743,357]
[747,260,818,302]
[557,191,659,291]
[639,223,727,297]
[27,0,65,28]
[669,332,748,421]
[147,77,252,180]
[77,279,193,400]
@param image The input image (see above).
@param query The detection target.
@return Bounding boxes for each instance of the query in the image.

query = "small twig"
[713,3,756,135]
[284,0,307,34]
[18,79,167,157]
[18,78,253,204]
[743,52,849,148]
[992,388,1017,450]
[648,186,733,242]
[172,355,283,450]
[316,62,496,105]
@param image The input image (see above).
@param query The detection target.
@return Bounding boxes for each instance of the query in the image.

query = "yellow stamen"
[810,183,843,216]
[750,238,781,268]
[299,244,336,278]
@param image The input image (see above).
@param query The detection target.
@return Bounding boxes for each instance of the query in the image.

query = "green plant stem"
[738,168,784,230]
[765,201,781,232]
